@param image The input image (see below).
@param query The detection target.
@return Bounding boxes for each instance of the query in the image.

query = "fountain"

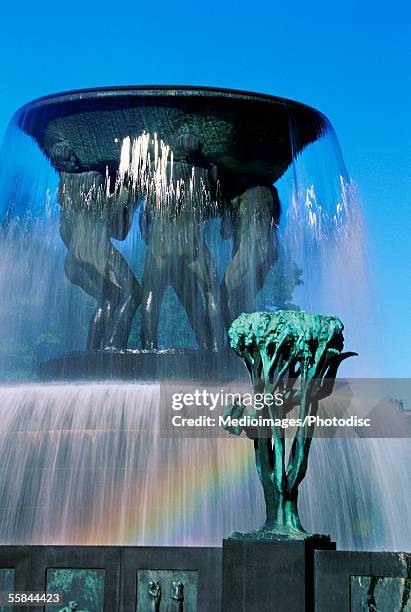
[0,86,409,611]
[8,86,324,378]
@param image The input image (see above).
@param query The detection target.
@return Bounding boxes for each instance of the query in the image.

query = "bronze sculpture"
[55,143,141,351]
[168,581,184,612]
[16,86,326,355]
[224,310,356,538]
[139,134,224,351]
[221,185,280,325]
[147,581,162,611]
[58,602,78,612]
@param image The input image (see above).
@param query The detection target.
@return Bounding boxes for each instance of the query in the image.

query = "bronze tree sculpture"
[224,310,356,539]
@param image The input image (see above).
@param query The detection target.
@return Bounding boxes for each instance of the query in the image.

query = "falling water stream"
[0,383,409,550]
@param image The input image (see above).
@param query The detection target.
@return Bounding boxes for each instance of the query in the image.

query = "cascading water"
[0,87,408,551]
[0,383,260,546]
[0,384,408,550]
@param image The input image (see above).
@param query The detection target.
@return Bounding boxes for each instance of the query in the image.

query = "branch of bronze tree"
[222,401,246,436]
[285,380,312,490]
[311,351,357,401]
[266,333,290,375]
[282,389,302,413]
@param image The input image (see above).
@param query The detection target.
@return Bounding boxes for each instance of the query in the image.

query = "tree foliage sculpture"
[225,310,356,539]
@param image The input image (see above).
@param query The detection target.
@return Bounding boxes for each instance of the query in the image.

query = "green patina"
[225,310,356,540]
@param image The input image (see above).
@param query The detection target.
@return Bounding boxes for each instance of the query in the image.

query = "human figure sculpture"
[224,310,356,538]
[147,580,162,611]
[139,135,224,351]
[364,598,378,612]
[221,185,280,326]
[55,142,141,350]
[168,581,184,612]
[58,601,78,612]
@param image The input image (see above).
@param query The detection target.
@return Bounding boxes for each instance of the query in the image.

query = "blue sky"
[0,0,409,376]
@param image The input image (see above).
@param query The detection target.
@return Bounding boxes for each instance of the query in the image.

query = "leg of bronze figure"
[108,294,138,349]
[219,278,231,332]
[64,250,110,350]
[223,224,260,322]
[189,246,225,350]
[223,186,278,323]
[68,229,141,351]
[140,251,167,350]
[227,283,255,323]
[171,259,210,350]
[64,252,101,302]
[87,277,123,351]
[104,245,142,349]
[87,300,112,351]
[225,246,277,323]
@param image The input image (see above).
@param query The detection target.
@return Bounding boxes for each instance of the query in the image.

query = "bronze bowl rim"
[14,84,327,120]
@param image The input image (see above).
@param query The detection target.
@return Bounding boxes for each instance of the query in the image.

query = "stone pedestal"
[39,349,247,381]
[222,538,335,612]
